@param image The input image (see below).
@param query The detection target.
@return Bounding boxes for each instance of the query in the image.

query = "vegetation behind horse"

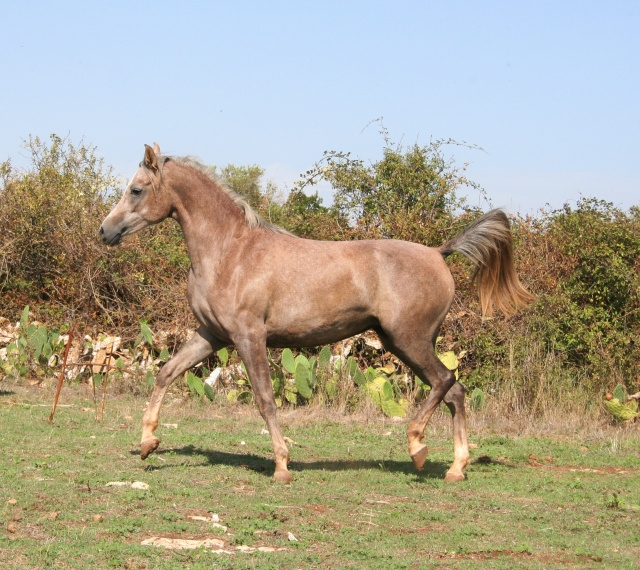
[1,135,640,414]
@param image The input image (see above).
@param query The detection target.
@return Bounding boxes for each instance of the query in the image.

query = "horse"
[99,143,533,483]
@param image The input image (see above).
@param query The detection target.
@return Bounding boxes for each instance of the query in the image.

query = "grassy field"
[1,382,639,569]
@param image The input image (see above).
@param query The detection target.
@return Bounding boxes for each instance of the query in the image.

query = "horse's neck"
[171,178,248,276]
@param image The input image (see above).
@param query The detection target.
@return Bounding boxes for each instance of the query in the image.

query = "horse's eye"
[131,187,143,196]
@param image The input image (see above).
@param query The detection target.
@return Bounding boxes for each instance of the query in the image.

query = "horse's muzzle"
[99,224,124,246]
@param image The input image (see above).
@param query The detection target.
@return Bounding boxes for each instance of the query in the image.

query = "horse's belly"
[265,310,377,348]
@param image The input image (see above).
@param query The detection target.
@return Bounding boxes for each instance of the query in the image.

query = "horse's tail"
[438,209,535,317]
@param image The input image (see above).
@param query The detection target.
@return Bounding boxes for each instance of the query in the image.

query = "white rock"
[205,368,224,387]
[141,537,224,550]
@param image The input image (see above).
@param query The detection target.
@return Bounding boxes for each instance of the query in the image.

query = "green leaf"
[285,388,297,405]
[187,372,205,397]
[281,349,296,374]
[20,305,30,330]
[272,372,284,397]
[140,323,153,346]
[295,353,309,369]
[438,350,459,371]
[145,371,155,386]
[605,398,638,421]
[41,344,53,360]
[318,346,332,370]
[217,347,229,366]
[203,382,216,402]
[308,356,317,388]
[381,379,394,401]
[377,363,395,375]
[159,347,170,361]
[381,399,406,418]
[353,371,367,386]
[237,391,253,403]
[612,384,626,403]
[325,378,338,400]
[347,356,358,378]
[470,388,486,410]
[295,362,313,399]
[366,377,393,407]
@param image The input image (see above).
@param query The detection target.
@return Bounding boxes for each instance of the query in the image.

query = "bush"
[2,133,639,410]
[0,135,192,337]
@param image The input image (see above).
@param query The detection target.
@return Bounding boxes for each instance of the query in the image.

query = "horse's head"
[99,143,173,246]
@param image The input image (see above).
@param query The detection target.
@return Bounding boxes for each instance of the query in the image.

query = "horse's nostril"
[99,226,104,236]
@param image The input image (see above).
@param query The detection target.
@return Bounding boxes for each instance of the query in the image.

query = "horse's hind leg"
[441,382,470,482]
[140,327,220,459]
[379,330,470,482]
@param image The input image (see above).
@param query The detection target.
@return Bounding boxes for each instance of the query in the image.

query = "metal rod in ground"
[92,360,98,420]
[49,323,76,424]
[99,340,115,423]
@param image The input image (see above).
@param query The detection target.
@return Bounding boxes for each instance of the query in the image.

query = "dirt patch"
[397,524,447,535]
[525,460,637,476]
[431,549,603,564]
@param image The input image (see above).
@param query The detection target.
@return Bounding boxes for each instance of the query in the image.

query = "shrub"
[0,135,193,337]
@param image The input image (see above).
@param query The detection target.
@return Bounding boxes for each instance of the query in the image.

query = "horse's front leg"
[234,335,292,483]
[140,327,221,459]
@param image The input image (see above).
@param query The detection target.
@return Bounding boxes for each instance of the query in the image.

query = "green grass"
[1,383,639,569]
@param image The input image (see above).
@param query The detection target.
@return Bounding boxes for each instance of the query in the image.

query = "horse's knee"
[443,382,466,416]
[430,367,456,396]
[253,390,277,419]
[152,367,174,390]
[444,381,465,403]
[257,399,277,420]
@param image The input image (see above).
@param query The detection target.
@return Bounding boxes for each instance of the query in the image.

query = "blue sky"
[2,1,638,214]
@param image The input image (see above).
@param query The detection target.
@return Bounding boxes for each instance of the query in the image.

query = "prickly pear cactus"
[470,388,486,411]
[294,361,313,399]
[604,398,638,422]
[604,384,639,422]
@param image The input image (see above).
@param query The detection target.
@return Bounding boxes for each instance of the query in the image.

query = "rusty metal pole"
[48,323,76,424]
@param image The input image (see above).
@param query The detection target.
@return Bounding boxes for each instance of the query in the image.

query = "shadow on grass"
[0,390,15,396]
[132,444,451,480]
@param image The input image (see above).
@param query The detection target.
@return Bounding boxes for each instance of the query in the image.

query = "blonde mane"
[155,155,289,234]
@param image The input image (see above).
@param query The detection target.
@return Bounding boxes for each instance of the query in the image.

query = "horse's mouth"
[105,233,123,246]
[100,226,126,246]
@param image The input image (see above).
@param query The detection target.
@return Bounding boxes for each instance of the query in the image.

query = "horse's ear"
[152,142,161,156]
[143,144,158,172]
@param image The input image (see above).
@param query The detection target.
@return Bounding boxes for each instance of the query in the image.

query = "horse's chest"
[186,273,231,342]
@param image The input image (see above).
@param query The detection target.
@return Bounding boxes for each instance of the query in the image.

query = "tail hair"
[439,209,535,317]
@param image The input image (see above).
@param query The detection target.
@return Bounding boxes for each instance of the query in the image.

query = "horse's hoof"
[444,471,466,483]
[141,438,160,460]
[273,470,294,484]
[410,445,429,471]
